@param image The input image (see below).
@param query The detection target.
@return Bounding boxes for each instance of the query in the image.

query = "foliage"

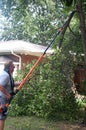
[0,0,63,46]
[0,0,84,60]
[0,0,85,121]
[9,48,80,120]
[60,0,77,7]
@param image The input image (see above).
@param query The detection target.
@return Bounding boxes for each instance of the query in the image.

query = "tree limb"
[58,10,76,48]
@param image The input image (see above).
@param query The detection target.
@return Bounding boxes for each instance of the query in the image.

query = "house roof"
[0,40,53,56]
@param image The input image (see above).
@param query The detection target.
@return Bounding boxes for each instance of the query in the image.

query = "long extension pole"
[16,10,76,93]
[0,11,77,113]
[16,28,63,93]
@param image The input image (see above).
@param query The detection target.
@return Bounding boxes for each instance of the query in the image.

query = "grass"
[5,116,60,130]
[4,116,85,130]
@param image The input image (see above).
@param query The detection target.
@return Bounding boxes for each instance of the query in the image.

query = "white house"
[0,40,53,76]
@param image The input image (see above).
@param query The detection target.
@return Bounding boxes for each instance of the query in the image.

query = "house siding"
[21,54,38,66]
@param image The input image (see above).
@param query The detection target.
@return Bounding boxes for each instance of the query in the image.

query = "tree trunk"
[76,0,86,65]
[76,0,86,125]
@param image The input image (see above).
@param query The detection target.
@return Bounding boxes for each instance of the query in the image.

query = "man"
[0,60,21,130]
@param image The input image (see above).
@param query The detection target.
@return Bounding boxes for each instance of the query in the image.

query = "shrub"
[9,50,80,120]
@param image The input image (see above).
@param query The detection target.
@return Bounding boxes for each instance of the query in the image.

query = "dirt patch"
[56,122,86,130]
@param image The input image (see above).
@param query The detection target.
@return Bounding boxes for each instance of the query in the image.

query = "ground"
[4,116,86,130]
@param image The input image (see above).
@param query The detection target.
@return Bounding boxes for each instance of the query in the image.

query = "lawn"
[4,116,86,130]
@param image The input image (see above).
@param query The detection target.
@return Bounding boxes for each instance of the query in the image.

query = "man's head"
[4,60,15,73]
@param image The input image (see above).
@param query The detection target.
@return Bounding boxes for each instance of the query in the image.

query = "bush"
[9,50,80,120]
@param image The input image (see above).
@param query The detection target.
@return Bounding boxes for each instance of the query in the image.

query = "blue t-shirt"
[0,70,12,97]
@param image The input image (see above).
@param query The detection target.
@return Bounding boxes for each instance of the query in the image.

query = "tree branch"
[58,10,76,48]
[68,26,77,37]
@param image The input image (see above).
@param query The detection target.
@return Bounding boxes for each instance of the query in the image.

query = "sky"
[0,10,7,37]
[0,11,4,31]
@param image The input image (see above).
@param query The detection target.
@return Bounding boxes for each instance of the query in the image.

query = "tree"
[76,0,86,64]
[60,0,86,125]
[0,0,63,46]
[60,0,86,64]
[0,0,85,122]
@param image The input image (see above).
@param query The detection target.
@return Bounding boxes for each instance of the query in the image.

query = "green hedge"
[9,50,80,120]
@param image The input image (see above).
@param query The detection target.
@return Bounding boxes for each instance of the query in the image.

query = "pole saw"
[0,10,76,113]
[16,10,76,94]
[16,29,62,93]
